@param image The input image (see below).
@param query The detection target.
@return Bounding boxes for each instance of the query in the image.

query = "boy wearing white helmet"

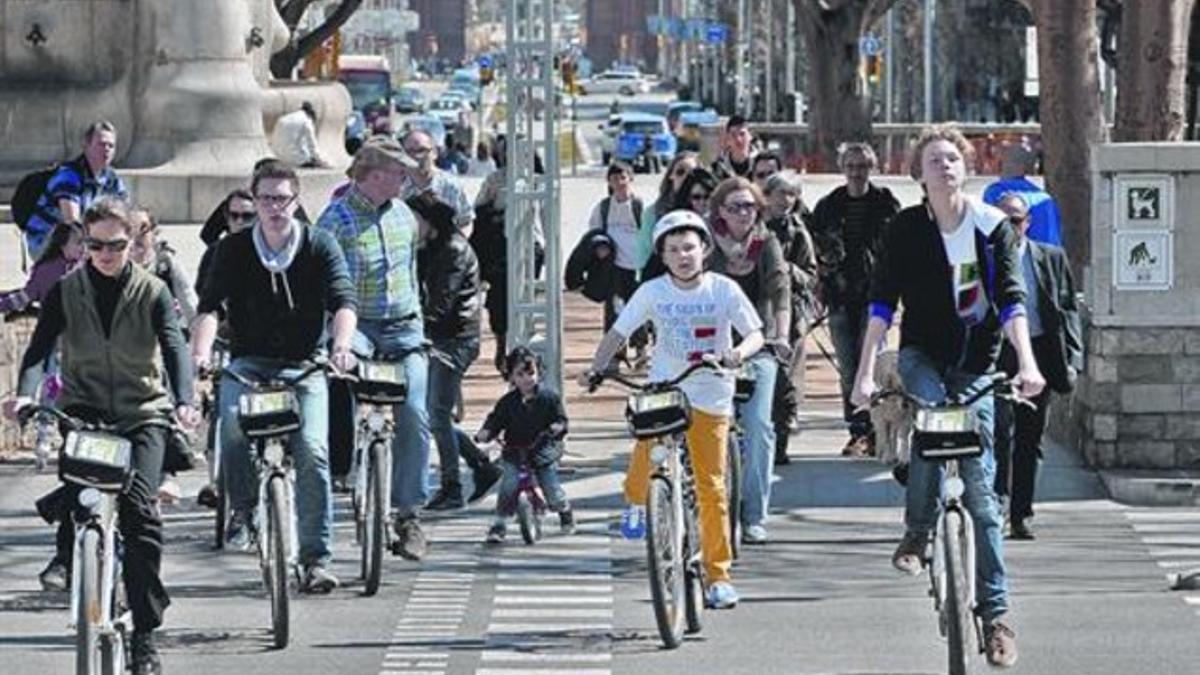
[579,210,764,609]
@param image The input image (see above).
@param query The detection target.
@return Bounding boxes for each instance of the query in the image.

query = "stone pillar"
[1070,144,1200,469]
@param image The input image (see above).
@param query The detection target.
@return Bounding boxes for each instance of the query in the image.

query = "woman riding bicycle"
[706,176,791,545]
[848,125,1045,669]
[4,198,200,675]
[579,209,763,610]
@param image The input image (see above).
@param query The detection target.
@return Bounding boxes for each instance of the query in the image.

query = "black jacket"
[565,228,617,303]
[810,183,900,308]
[869,200,1026,375]
[998,240,1083,394]
[418,233,481,341]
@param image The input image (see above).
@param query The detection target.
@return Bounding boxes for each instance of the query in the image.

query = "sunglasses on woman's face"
[690,192,709,202]
[722,201,758,216]
[84,237,129,253]
[228,211,256,222]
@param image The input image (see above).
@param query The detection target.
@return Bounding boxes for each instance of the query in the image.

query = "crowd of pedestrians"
[0,113,1078,673]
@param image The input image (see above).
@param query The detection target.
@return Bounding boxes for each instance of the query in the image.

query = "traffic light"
[866,55,882,85]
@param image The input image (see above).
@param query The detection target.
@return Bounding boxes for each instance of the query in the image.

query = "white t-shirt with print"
[941,196,1007,326]
[612,273,762,416]
[588,196,640,271]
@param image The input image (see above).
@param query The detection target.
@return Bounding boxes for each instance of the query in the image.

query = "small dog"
[870,349,913,466]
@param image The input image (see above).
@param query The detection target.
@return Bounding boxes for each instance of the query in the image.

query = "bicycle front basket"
[913,406,982,459]
[734,363,756,403]
[355,360,408,404]
[625,388,691,439]
[238,387,301,438]
[59,430,133,491]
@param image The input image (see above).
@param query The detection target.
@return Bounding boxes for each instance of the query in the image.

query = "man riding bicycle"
[849,125,1045,669]
[5,198,200,675]
[315,138,434,560]
[579,210,763,610]
[191,162,358,593]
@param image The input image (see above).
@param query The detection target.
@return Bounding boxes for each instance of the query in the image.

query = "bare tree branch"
[270,0,364,79]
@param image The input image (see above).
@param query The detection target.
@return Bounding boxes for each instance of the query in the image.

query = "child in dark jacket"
[475,347,574,543]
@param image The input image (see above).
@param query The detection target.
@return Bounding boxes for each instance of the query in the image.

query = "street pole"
[885,8,894,171]
[923,0,933,123]
[737,0,746,116]
[786,0,795,115]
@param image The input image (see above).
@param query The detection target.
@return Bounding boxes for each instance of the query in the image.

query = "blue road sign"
[706,23,728,45]
[478,54,492,68]
[858,34,882,57]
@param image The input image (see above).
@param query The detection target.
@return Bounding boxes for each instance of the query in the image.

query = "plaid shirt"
[316,186,421,321]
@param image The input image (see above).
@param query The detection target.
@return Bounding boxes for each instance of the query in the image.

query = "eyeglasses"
[690,192,709,203]
[84,237,129,253]
[228,211,256,222]
[721,201,758,216]
[844,162,873,171]
[254,194,296,208]
[753,171,774,180]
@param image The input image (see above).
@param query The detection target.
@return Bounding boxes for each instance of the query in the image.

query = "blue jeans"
[496,458,568,517]
[220,357,333,566]
[828,304,873,437]
[429,336,487,490]
[898,346,1008,621]
[355,317,432,518]
[737,353,777,528]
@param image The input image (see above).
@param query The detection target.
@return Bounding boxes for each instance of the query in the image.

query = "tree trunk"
[797,6,870,169]
[1113,0,1196,141]
[270,0,364,80]
[1023,0,1105,279]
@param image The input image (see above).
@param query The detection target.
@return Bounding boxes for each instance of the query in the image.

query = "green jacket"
[58,264,172,427]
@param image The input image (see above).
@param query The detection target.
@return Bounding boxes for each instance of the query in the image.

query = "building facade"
[407,0,469,68]
[585,0,656,72]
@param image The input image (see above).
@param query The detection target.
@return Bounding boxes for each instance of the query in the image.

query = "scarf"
[711,216,768,277]
[252,220,302,310]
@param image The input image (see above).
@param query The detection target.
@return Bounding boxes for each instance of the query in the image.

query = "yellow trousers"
[623,409,732,585]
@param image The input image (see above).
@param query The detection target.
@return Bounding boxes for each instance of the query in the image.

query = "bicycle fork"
[256,440,299,575]
[930,461,978,631]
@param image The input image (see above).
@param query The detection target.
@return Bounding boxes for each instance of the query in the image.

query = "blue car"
[613,113,675,173]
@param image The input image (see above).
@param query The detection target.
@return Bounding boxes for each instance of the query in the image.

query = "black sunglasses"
[85,237,129,253]
[228,211,256,222]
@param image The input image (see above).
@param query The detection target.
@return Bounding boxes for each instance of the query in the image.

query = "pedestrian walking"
[810,142,900,457]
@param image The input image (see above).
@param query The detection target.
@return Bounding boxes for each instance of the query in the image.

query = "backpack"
[11,163,63,231]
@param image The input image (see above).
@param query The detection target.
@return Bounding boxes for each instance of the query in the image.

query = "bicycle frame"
[69,488,130,672]
[351,400,393,533]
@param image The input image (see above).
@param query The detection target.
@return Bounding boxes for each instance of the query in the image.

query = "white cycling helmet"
[652,209,710,253]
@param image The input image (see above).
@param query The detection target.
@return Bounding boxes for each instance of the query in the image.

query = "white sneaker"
[743,524,769,544]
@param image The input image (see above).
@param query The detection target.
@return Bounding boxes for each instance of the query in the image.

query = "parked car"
[577,70,649,96]
[674,108,720,152]
[393,86,426,114]
[403,115,448,150]
[612,113,675,173]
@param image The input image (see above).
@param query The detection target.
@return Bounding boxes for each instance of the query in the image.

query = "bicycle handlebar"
[868,373,1031,410]
[221,360,331,390]
[587,358,730,394]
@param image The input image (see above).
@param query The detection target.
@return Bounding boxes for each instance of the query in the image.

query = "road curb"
[1100,470,1200,506]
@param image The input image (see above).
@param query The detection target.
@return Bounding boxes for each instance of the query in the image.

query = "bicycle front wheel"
[266,476,291,649]
[646,476,685,649]
[517,493,537,545]
[683,499,704,635]
[75,527,101,675]
[726,431,742,560]
[943,509,976,675]
[362,440,388,596]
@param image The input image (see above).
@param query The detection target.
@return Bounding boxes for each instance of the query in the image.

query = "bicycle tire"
[517,493,536,545]
[76,527,101,675]
[267,476,290,649]
[726,431,742,560]
[362,440,387,596]
[683,501,704,635]
[944,509,975,675]
[646,476,685,648]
